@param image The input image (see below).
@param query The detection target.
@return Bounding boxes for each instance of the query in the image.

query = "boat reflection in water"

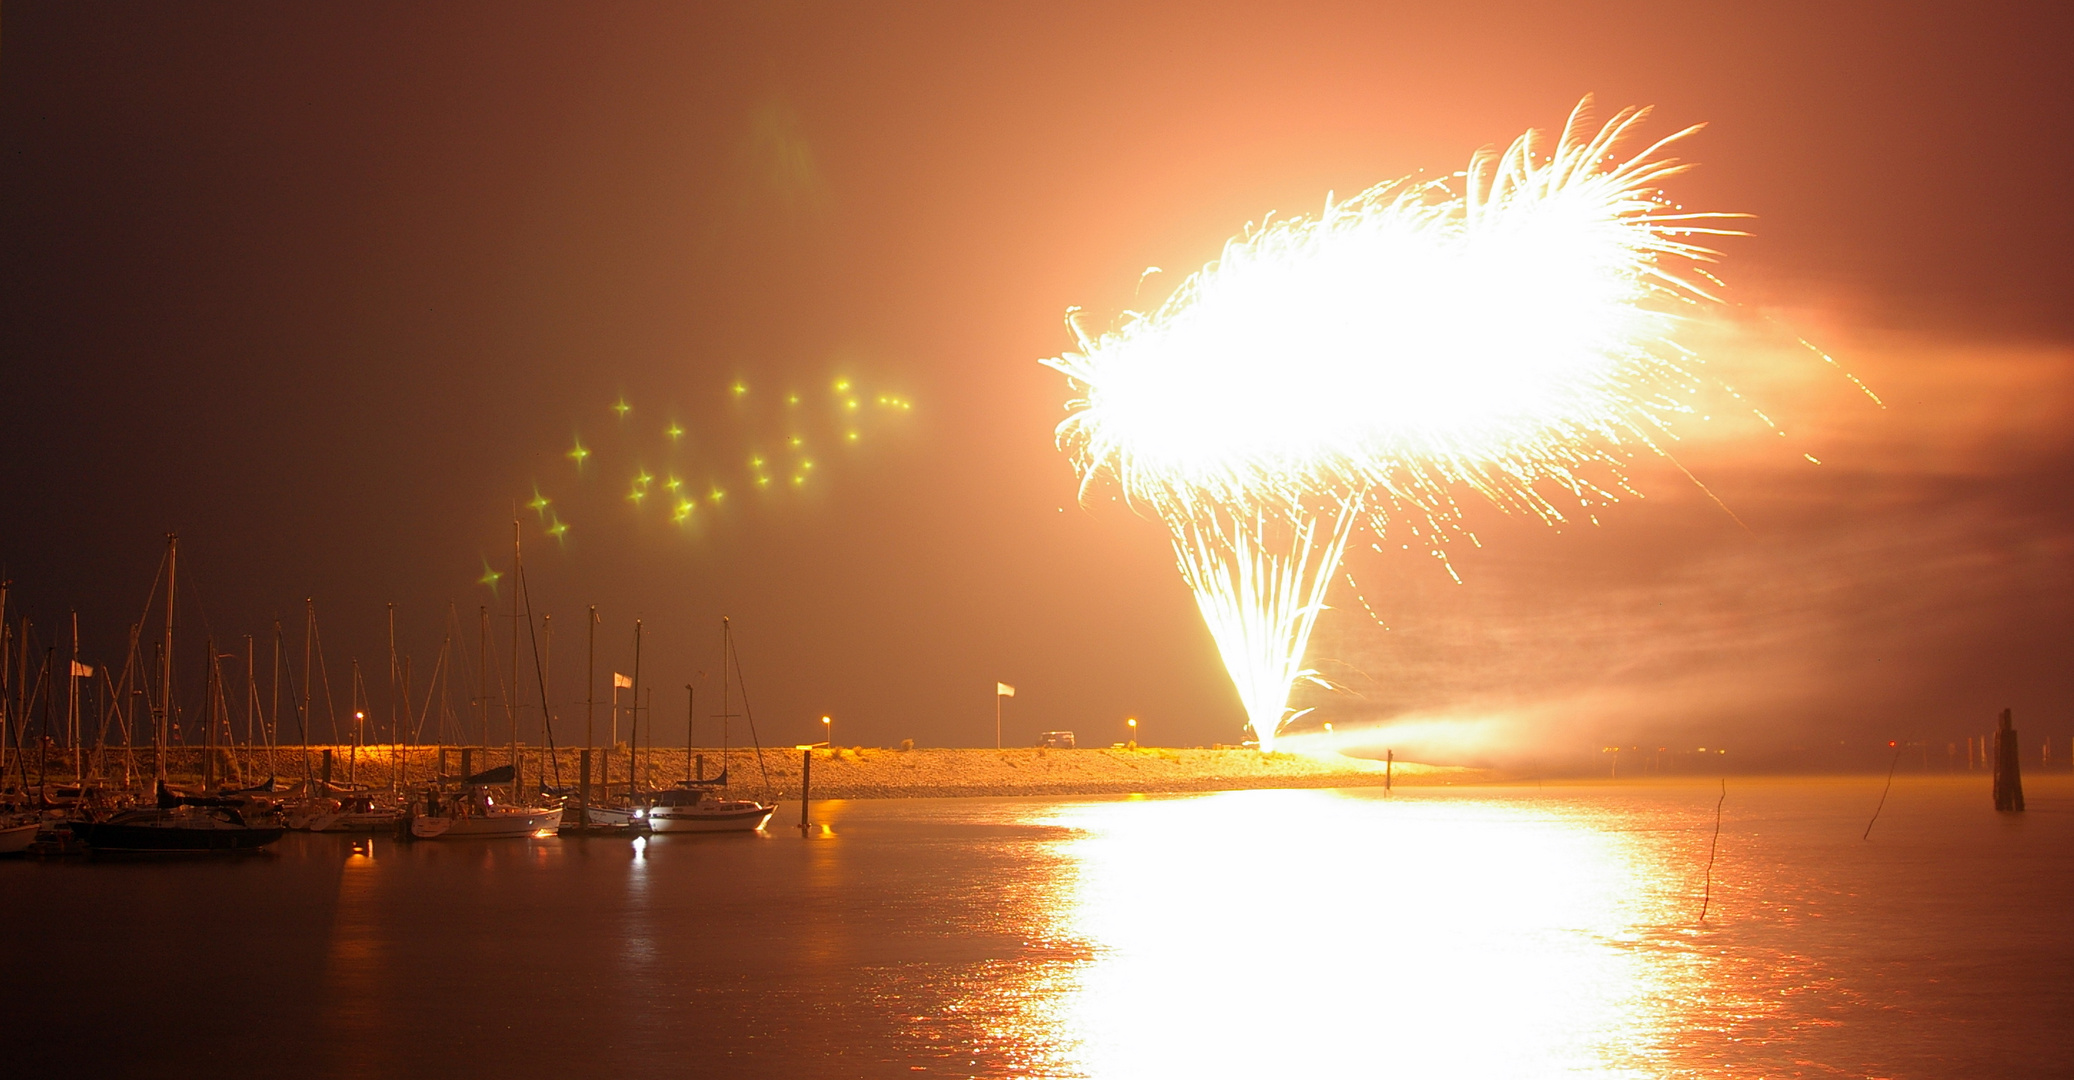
[992,789,1699,1079]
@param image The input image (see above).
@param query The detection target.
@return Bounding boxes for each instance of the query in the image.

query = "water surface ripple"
[2,776,2066,1078]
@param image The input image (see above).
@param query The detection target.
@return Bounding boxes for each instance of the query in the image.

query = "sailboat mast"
[268,628,280,774]
[158,533,176,781]
[401,655,413,789]
[509,517,520,797]
[585,606,595,764]
[630,619,642,798]
[720,617,730,788]
[477,605,488,749]
[0,582,11,785]
[244,635,256,780]
[69,611,81,782]
[302,600,314,783]
[543,613,552,777]
[387,603,397,790]
[203,635,216,789]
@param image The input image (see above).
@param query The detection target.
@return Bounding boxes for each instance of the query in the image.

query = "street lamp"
[1126,717,1137,749]
[822,715,831,747]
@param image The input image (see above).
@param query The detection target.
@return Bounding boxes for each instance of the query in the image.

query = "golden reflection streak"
[1016,790,1701,1078]
[320,839,395,1075]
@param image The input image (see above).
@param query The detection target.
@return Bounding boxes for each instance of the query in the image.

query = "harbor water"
[2,775,2068,1078]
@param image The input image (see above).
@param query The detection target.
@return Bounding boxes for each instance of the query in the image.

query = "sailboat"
[409,763,561,838]
[306,793,405,833]
[410,521,564,839]
[0,809,38,855]
[66,782,286,853]
[643,618,774,834]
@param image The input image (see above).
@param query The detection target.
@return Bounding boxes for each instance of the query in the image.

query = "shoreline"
[19,745,1480,800]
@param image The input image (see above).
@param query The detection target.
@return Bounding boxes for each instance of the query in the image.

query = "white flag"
[613,672,633,689]
[70,661,94,678]
[996,682,1015,698]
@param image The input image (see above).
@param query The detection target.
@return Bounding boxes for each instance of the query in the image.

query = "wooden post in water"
[1993,708,2025,812]
[578,748,592,827]
[320,748,333,790]
[460,746,473,780]
[799,748,811,832]
[1385,748,1393,794]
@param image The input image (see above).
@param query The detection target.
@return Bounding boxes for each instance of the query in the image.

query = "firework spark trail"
[1046,99,1744,752]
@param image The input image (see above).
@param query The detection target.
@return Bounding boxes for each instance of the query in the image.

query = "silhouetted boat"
[68,807,285,852]
[64,782,286,852]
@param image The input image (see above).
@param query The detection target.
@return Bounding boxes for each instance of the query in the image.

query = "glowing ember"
[1046,99,1744,751]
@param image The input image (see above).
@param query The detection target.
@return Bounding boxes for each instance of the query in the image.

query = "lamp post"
[822,715,831,747]
[1126,717,1137,749]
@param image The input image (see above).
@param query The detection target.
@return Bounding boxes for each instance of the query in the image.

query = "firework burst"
[1046,99,1745,751]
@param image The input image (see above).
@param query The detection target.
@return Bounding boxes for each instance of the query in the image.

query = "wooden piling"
[320,748,332,789]
[1993,708,2025,812]
[460,746,473,780]
[799,748,811,832]
[578,748,592,827]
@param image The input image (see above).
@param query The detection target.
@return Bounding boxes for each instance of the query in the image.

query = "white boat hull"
[0,820,39,854]
[646,803,775,833]
[411,806,563,839]
[311,811,404,833]
[570,805,638,828]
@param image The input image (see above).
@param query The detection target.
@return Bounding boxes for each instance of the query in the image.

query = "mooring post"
[799,748,812,833]
[1993,708,2026,812]
[1386,748,1393,794]
[460,746,473,780]
[578,748,592,828]
[320,748,333,790]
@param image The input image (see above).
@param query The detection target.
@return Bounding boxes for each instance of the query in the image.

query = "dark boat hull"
[68,820,286,853]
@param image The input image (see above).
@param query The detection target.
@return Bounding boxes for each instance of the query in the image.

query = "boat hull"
[646,803,775,833]
[411,806,563,839]
[68,819,285,853]
[310,811,405,833]
[0,821,39,855]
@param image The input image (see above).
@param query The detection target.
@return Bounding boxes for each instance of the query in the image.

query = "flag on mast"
[996,682,1015,698]
[613,672,633,689]
[70,661,94,678]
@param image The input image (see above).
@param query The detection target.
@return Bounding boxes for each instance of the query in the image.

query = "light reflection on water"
[4,777,2069,1078]
[1025,789,1696,1078]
